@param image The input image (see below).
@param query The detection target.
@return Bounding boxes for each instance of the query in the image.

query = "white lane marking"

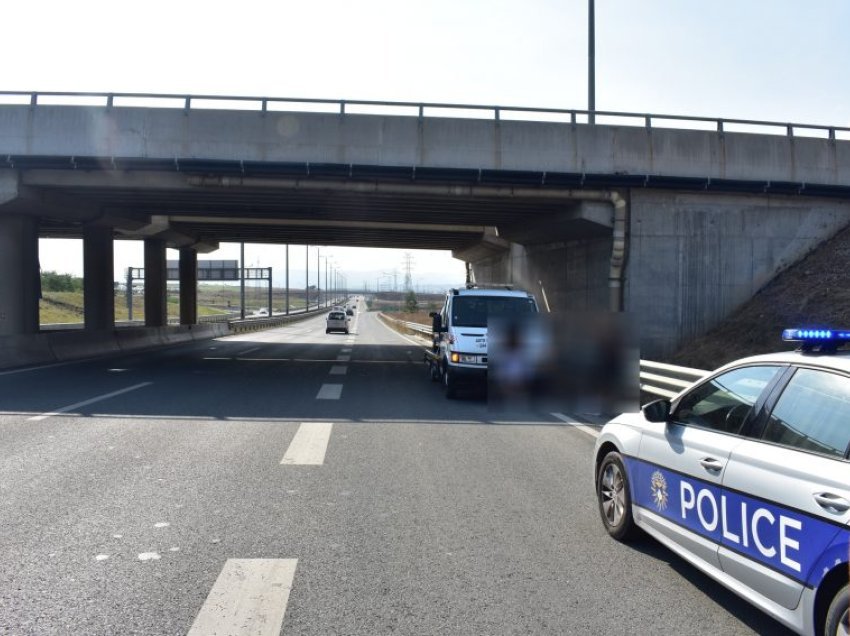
[341,348,352,353]
[28,382,153,422]
[187,558,298,636]
[336,355,351,362]
[329,365,348,375]
[239,346,261,355]
[551,412,600,438]
[315,384,343,400]
[138,552,161,561]
[281,422,334,465]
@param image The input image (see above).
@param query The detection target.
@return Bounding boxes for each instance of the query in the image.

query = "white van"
[427,284,539,398]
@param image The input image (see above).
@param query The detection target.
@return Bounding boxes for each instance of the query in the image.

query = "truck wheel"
[429,360,441,382]
[443,363,457,399]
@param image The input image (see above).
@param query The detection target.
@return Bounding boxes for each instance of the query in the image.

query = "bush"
[41,271,82,292]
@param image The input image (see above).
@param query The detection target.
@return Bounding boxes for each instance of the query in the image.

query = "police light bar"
[782,328,850,342]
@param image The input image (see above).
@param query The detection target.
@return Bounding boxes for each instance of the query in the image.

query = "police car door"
[720,367,850,610]
[635,365,782,572]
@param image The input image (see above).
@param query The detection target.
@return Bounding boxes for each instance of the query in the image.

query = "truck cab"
[428,284,539,398]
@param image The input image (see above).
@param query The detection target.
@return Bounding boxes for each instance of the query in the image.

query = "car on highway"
[326,310,349,334]
[593,328,850,636]
[345,308,354,316]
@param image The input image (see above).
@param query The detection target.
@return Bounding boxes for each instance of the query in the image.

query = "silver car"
[326,310,348,334]
[594,328,850,636]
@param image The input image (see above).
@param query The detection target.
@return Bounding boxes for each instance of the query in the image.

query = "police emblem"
[650,470,668,511]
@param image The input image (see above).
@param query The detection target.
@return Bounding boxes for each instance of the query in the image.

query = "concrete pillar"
[83,225,115,331]
[0,215,39,336]
[179,247,198,325]
[144,239,167,327]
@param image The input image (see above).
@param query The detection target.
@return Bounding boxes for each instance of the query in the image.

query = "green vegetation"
[41,271,82,293]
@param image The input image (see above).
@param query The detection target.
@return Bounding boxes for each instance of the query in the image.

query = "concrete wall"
[471,238,611,312]
[625,190,850,357]
[1,105,849,186]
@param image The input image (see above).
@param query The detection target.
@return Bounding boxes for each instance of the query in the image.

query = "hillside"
[666,221,850,370]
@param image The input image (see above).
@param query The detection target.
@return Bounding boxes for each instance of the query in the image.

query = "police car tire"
[596,451,637,541]
[825,583,848,636]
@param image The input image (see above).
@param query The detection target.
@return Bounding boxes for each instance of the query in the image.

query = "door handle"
[699,457,724,472]
[814,492,850,512]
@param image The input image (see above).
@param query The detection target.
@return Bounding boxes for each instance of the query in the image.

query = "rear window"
[451,296,537,328]
[328,312,345,320]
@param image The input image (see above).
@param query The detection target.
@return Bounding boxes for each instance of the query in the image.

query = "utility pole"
[402,252,414,291]
[588,0,596,124]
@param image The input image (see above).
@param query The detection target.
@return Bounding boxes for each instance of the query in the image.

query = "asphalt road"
[0,308,793,635]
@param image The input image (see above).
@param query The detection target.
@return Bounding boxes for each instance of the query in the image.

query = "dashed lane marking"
[336,355,351,362]
[329,365,348,375]
[29,382,153,422]
[315,384,343,400]
[187,558,298,636]
[551,412,601,438]
[281,422,334,465]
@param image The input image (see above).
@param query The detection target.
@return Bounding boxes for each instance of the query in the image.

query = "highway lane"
[0,309,792,634]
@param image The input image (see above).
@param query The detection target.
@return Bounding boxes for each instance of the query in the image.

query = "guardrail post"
[261,99,267,113]
[340,100,346,115]
[418,104,424,120]
[29,93,37,107]
[184,96,191,112]
[829,128,836,141]
[716,120,724,133]
[106,94,114,108]
[644,115,651,129]
[786,125,793,137]
[495,107,500,122]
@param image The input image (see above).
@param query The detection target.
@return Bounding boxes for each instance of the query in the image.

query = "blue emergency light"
[782,328,850,351]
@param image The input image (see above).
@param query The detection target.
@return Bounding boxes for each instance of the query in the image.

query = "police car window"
[673,366,779,434]
[762,368,850,459]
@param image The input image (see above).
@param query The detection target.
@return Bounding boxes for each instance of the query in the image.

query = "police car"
[593,329,850,636]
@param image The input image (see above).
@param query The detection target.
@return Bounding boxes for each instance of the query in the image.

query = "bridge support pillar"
[0,215,39,336]
[144,239,167,327]
[179,247,198,325]
[83,225,115,331]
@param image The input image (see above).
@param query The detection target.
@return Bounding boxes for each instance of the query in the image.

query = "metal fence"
[1,90,848,140]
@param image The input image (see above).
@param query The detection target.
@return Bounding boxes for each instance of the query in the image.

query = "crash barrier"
[0,323,230,370]
[639,360,708,399]
[228,301,351,334]
[377,313,432,340]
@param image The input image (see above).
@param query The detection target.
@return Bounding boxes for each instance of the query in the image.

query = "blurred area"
[488,312,639,415]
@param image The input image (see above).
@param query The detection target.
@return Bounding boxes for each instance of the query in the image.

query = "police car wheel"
[825,583,849,636]
[597,451,637,541]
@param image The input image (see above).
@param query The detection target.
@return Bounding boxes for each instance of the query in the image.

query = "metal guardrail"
[378,314,432,340]
[1,90,848,140]
[640,360,708,399]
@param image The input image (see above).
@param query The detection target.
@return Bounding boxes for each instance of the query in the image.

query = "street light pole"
[588,0,596,125]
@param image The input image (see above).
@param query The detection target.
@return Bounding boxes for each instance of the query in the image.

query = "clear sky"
[6,0,849,287]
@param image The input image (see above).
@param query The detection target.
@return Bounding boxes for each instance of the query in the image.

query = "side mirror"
[431,313,443,332]
[642,399,671,423]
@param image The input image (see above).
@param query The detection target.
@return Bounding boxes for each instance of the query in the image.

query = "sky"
[5,0,849,288]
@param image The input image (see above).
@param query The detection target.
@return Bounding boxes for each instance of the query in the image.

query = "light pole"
[588,0,596,124]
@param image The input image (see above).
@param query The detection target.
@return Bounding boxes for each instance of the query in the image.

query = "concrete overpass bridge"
[2,91,850,359]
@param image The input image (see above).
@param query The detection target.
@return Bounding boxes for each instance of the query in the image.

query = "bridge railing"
[1,90,848,141]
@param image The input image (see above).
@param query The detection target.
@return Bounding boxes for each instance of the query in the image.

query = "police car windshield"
[451,296,537,328]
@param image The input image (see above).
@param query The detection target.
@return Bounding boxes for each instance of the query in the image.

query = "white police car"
[594,329,850,636]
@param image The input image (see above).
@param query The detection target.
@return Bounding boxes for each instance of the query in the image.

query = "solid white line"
[281,422,334,465]
[29,382,153,422]
[551,412,600,438]
[329,365,348,375]
[315,384,343,400]
[187,558,298,636]
[375,314,429,347]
